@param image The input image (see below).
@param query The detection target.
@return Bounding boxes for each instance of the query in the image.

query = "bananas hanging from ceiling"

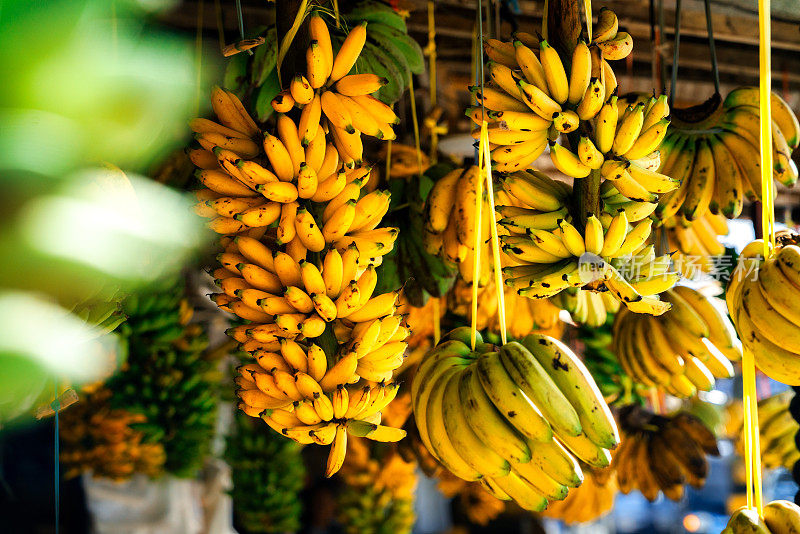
[612,285,740,397]
[193,17,412,477]
[540,464,617,525]
[655,87,799,222]
[612,405,720,501]
[724,500,800,534]
[733,390,800,471]
[727,232,800,385]
[411,327,619,510]
[497,170,680,313]
[222,2,424,122]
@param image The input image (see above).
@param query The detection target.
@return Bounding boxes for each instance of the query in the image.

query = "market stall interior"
[2,0,800,532]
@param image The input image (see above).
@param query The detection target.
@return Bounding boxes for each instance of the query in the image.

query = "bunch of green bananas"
[724,500,800,533]
[612,405,720,501]
[575,315,640,404]
[375,163,458,307]
[411,327,619,511]
[223,1,423,122]
[612,285,740,397]
[727,232,800,385]
[109,280,217,478]
[655,87,799,221]
[225,411,305,534]
[734,390,800,471]
[71,298,127,338]
[338,486,414,534]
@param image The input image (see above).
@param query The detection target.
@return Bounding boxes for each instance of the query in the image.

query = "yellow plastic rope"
[195,0,204,117]
[384,140,392,182]
[480,122,507,344]
[585,0,592,41]
[470,165,484,351]
[740,0,773,516]
[432,298,441,345]
[408,75,424,178]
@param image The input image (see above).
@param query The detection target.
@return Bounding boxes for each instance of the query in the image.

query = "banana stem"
[546,0,581,58]
[575,169,601,232]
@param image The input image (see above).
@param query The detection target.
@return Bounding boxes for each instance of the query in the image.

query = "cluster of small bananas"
[471,9,635,172]
[612,285,740,397]
[377,143,430,178]
[612,405,720,501]
[727,233,800,385]
[337,438,417,534]
[663,212,729,276]
[734,391,800,471]
[59,389,166,481]
[724,500,800,533]
[191,15,413,477]
[553,288,619,327]
[422,166,495,284]
[225,411,305,534]
[656,87,799,221]
[497,170,680,312]
[541,465,617,525]
[447,278,564,339]
[411,328,619,510]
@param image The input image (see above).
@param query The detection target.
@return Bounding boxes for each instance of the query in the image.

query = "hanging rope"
[669,0,682,108]
[408,75,425,179]
[702,0,720,94]
[584,0,593,41]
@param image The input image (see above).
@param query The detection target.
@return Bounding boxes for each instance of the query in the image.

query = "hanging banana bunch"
[727,232,800,385]
[59,389,166,481]
[193,14,413,477]
[656,87,799,222]
[411,327,619,510]
[662,212,729,277]
[497,170,680,313]
[337,437,417,534]
[613,405,720,501]
[576,317,640,404]
[540,464,617,525]
[612,285,740,397]
[733,390,800,471]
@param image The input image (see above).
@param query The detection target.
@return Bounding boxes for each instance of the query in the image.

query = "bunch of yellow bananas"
[422,166,496,284]
[727,233,800,385]
[663,212,729,276]
[498,170,680,312]
[447,278,564,339]
[59,389,166,481]
[552,288,620,327]
[724,500,800,533]
[656,87,799,221]
[190,16,413,477]
[613,406,719,501]
[377,143,430,179]
[734,391,800,471]
[411,327,619,510]
[540,465,617,525]
[612,285,740,396]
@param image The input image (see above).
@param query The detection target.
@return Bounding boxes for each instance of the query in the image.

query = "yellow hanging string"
[585,0,593,41]
[194,0,204,117]
[470,167,484,351]
[480,122,507,344]
[408,75,424,178]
